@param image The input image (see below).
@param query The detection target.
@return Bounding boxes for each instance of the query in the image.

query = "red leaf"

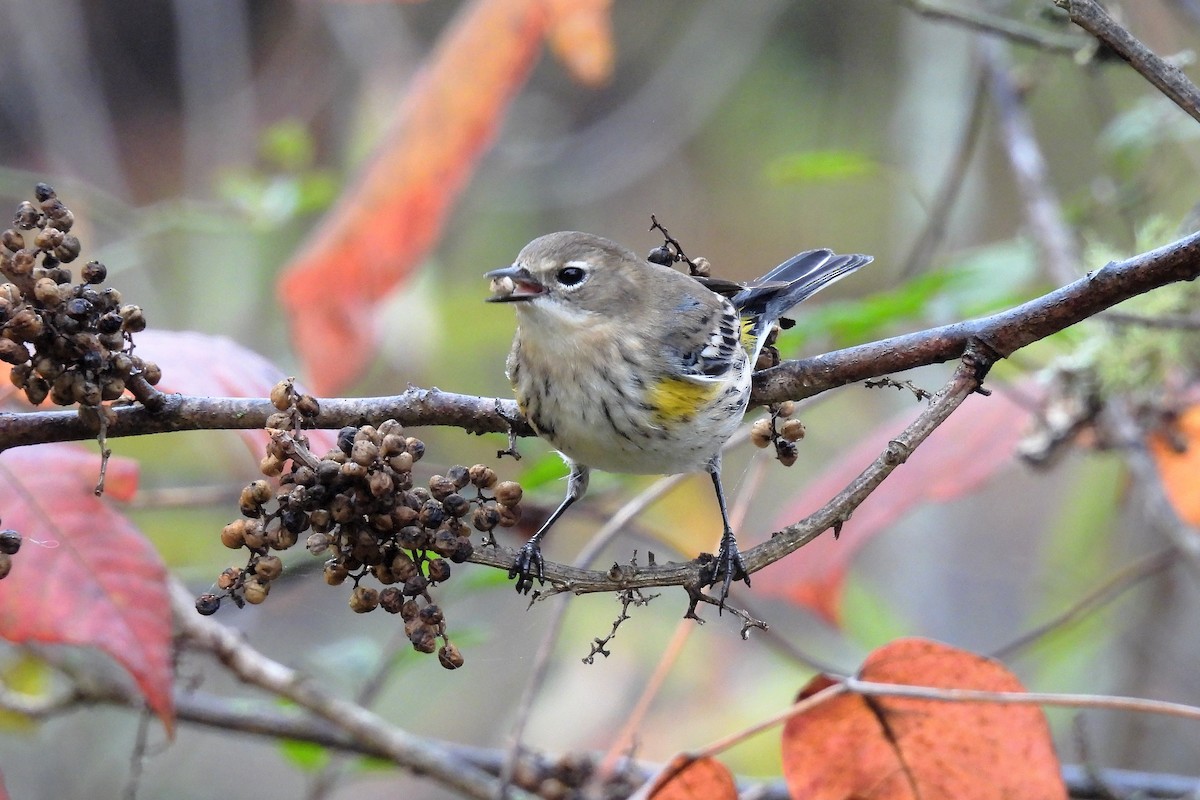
[0,444,174,730]
[279,0,614,394]
[648,755,738,800]
[1148,403,1200,525]
[756,387,1034,625]
[782,638,1065,800]
[134,329,337,458]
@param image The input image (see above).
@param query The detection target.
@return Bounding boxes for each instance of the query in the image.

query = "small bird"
[486,231,871,603]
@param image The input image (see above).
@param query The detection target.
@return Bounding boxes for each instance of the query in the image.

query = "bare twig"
[1104,399,1200,567]
[980,36,1082,286]
[1101,309,1200,330]
[899,0,1088,54]
[899,69,990,277]
[844,677,1200,721]
[169,580,536,800]
[991,547,1178,660]
[1055,0,1200,125]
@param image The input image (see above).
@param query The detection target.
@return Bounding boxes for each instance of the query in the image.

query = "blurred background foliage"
[3,1,1200,798]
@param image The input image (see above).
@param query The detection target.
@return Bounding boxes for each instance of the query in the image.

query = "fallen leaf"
[1148,403,1200,525]
[782,638,1065,800]
[648,754,737,800]
[0,444,174,731]
[756,386,1034,624]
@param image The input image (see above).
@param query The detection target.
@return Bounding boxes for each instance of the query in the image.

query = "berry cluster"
[197,379,524,668]
[0,524,20,581]
[0,184,160,422]
[750,400,806,466]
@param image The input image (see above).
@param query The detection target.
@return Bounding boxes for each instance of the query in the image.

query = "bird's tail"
[734,249,873,364]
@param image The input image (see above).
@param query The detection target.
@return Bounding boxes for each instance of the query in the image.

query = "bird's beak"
[485,265,546,303]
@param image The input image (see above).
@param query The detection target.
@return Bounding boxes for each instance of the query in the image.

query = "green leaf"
[279,738,331,772]
[260,119,317,172]
[516,452,569,492]
[766,150,880,185]
[784,269,964,351]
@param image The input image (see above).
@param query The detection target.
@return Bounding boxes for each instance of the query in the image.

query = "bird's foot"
[702,532,751,608]
[509,540,545,594]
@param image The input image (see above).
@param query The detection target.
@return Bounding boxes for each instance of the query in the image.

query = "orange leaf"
[1148,403,1200,525]
[756,386,1034,625]
[545,0,614,86]
[0,445,174,731]
[279,0,560,394]
[782,638,1065,800]
[647,754,738,800]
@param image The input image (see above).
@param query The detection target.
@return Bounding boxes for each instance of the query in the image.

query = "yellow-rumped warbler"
[486,231,871,602]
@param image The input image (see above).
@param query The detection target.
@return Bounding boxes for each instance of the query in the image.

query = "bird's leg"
[704,454,750,606]
[510,462,590,594]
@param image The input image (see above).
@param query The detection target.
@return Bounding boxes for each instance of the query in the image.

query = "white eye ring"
[555,261,589,288]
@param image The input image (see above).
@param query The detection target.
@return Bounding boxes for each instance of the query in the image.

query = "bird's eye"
[556,266,587,286]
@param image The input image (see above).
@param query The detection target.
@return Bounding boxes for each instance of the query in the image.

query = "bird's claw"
[705,534,750,608]
[509,541,545,594]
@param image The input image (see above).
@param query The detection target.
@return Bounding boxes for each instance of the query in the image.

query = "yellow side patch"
[740,316,758,353]
[649,376,722,422]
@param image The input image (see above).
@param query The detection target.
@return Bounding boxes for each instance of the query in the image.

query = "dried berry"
[195,593,221,616]
[0,529,21,555]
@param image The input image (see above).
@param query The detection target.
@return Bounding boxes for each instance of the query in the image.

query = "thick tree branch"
[751,228,1200,403]
[3,230,1200,454]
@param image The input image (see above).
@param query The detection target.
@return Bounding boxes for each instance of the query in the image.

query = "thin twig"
[991,547,1178,660]
[1056,0,1200,125]
[981,35,1081,285]
[499,472,689,798]
[169,579,536,800]
[898,0,1088,53]
[844,677,1200,721]
[899,69,990,277]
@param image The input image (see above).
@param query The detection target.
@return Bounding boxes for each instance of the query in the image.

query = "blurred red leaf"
[782,638,1065,800]
[0,444,174,731]
[757,387,1034,625]
[647,755,737,800]
[135,329,337,458]
[1148,403,1200,525]
[279,0,614,394]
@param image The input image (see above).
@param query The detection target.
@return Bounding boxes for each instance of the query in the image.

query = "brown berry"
[221,520,247,549]
[780,418,806,442]
[254,554,283,581]
[379,586,404,613]
[349,586,380,613]
[750,418,773,449]
[438,643,465,670]
[270,379,293,411]
[494,481,523,507]
[243,579,270,604]
[469,464,498,489]
[324,559,349,586]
